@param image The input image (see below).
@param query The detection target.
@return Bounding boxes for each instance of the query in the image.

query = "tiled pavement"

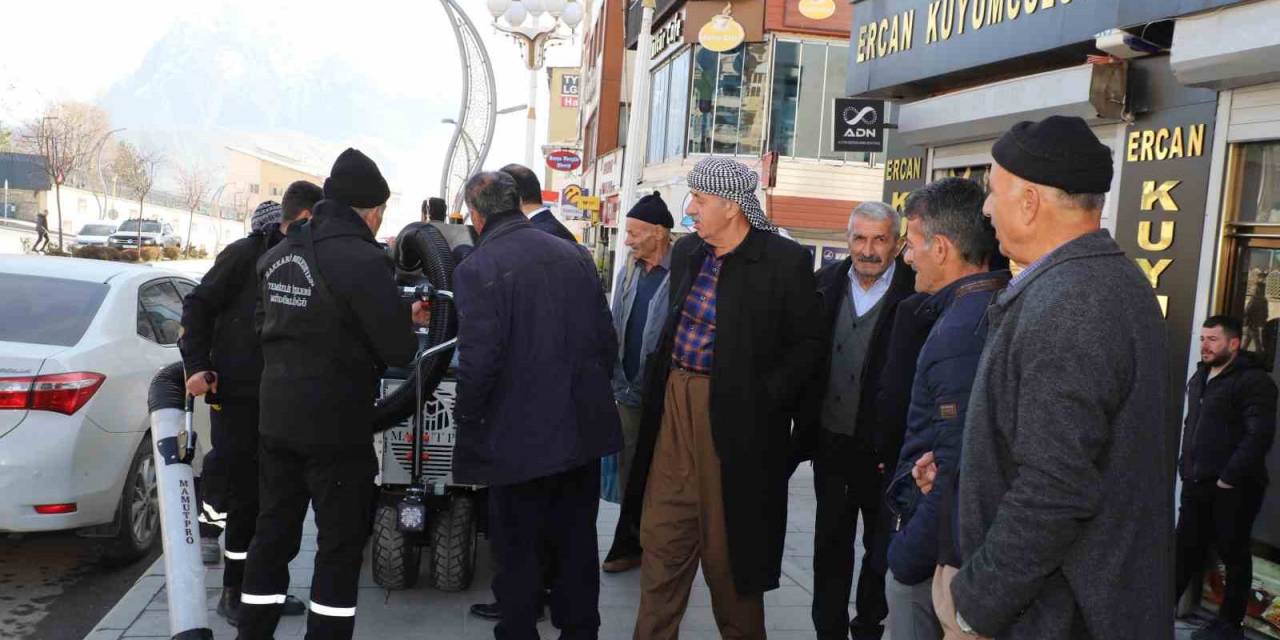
[89,464,1206,639]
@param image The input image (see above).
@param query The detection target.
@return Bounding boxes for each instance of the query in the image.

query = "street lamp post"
[486,0,584,169]
[94,128,125,220]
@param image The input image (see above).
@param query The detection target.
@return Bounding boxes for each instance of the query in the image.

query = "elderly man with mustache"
[794,201,916,640]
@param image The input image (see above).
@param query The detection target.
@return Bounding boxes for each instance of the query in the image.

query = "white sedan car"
[0,255,210,562]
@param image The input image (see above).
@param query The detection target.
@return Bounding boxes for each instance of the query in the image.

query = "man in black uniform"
[237,148,428,640]
[180,183,322,624]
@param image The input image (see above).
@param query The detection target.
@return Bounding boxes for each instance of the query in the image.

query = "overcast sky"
[0,0,586,232]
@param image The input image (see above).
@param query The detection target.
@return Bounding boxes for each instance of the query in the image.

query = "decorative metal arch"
[439,0,497,217]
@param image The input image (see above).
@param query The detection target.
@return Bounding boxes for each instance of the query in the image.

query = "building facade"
[225,146,327,220]
[851,0,1280,635]
[625,0,887,266]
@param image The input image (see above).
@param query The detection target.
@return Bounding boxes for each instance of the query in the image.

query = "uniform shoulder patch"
[938,403,959,420]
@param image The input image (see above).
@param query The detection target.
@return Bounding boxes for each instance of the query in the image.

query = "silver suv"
[108,219,181,250]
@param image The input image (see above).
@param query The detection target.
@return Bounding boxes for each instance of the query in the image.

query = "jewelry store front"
[853,0,1280,634]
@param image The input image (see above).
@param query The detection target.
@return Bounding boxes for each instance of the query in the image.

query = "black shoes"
[1192,619,1245,640]
[216,589,307,626]
[216,588,241,626]
[468,601,547,622]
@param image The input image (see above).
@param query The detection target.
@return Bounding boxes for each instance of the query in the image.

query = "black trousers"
[1174,478,1266,626]
[490,461,602,640]
[237,435,376,640]
[32,229,49,252]
[605,500,642,562]
[813,431,887,640]
[205,399,262,588]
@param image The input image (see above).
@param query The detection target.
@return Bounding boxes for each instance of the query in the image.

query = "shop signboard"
[834,98,886,152]
[880,129,928,218]
[560,73,579,108]
[847,0,1251,98]
[821,246,850,266]
[546,150,583,172]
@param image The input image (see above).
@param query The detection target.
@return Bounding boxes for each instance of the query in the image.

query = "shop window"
[1236,142,1280,223]
[645,51,691,165]
[768,40,868,163]
[688,43,769,156]
[933,166,991,192]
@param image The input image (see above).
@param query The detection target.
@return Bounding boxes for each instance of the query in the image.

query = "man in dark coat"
[452,171,621,639]
[33,209,50,252]
[501,163,577,243]
[884,178,1008,639]
[792,200,914,640]
[948,116,1173,639]
[180,183,321,624]
[238,149,427,640]
[626,157,824,638]
[1175,315,1277,640]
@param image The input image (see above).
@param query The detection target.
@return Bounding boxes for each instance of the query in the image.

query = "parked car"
[108,219,181,250]
[70,223,119,249]
[0,255,210,562]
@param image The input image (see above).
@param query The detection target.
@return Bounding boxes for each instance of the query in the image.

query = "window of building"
[270,184,281,196]
[646,50,691,165]
[768,39,868,162]
[689,43,769,156]
[249,183,260,195]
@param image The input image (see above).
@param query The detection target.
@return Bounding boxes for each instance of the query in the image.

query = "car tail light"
[0,372,105,415]
[34,503,77,514]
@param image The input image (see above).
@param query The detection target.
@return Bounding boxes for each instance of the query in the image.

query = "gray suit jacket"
[953,229,1175,639]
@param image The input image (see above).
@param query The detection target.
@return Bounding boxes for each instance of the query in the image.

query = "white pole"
[526,67,539,169]
[613,0,656,290]
[4,179,8,220]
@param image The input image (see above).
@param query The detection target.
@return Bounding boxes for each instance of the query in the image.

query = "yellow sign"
[578,196,601,212]
[798,0,836,20]
[698,4,746,53]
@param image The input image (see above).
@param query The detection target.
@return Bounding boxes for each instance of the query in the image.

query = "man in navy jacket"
[452,171,621,639]
[885,178,1007,638]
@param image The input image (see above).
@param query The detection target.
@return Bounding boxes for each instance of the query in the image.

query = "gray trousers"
[617,402,643,495]
[886,570,941,640]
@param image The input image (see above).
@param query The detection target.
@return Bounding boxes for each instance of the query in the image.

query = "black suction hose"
[149,362,186,412]
[372,222,458,430]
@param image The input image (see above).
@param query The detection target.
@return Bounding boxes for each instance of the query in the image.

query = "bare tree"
[113,141,163,248]
[20,102,110,249]
[177,162,211,256]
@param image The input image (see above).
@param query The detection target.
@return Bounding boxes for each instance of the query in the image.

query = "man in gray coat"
[938,116,1175,638]
[602,192,673,573]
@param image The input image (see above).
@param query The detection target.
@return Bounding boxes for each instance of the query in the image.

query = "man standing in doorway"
[627,157,825,638]
[794,201,914,640]
[501,163,577,243]
[1176,315,1277,640]
[602,192,674,574]
[950,116,1172,638]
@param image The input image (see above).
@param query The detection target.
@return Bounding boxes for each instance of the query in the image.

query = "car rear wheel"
[104,434,160,565]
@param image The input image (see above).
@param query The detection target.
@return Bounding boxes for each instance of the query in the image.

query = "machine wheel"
[371,504,421,589]
[429,493,477,592]
[104,434,160,565]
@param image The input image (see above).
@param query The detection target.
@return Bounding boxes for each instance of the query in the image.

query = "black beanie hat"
[992,116,1113,194]
[324,148,391,208]
[626,191,674,228]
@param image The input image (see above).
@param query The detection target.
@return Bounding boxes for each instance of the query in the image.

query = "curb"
[84,556,166,640]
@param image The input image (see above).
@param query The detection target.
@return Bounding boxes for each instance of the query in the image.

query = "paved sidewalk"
[88,463,1208,639]
[89,466,824,639]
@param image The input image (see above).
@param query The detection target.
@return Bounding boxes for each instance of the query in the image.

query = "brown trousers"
[633,369,766,640]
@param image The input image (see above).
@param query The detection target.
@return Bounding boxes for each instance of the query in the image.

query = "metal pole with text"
[613,0,657,290]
